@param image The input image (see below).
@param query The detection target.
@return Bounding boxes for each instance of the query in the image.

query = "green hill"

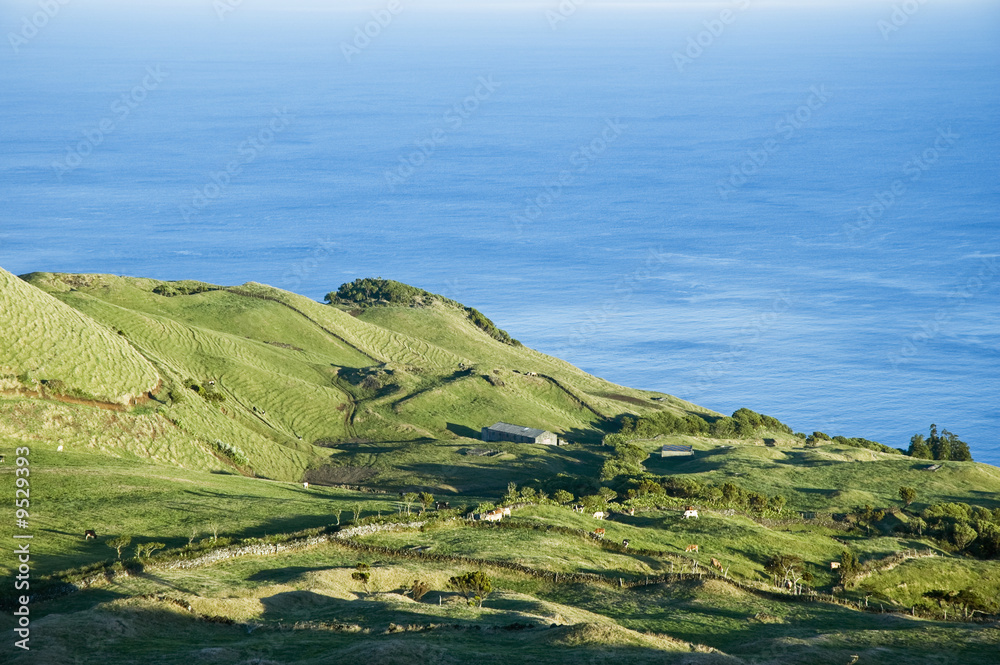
[2,268,999,664]
[12,271,705,485]
[0,268,159,405]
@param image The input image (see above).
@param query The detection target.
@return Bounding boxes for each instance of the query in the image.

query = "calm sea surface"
[1,3,997,464]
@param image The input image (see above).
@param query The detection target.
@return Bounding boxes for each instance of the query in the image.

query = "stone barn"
[481,422,558,445]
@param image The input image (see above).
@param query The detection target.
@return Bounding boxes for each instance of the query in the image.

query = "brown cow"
[711,558,722,570]
[84,530,97,540]
[593,528,605,540]
[684,544,699,553]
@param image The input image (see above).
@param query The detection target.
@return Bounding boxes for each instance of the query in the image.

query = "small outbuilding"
[661,444,694,458]
[481,422,558,445]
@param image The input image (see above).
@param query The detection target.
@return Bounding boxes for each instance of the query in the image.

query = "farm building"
[481,422,558,445]
[661,444,694,458]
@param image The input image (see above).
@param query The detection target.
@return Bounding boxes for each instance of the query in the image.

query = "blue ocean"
[1,2,997,464]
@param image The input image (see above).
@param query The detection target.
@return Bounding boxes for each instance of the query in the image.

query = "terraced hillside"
[2,269,999,664]
[10,270,703,485]
[0,267,159,404]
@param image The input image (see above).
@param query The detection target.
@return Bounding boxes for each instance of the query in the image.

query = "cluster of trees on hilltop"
[326,277,520,346]
[152,281,217,297]
[328,277,431,305]
[613,407,793,441]
[906,424,973,461]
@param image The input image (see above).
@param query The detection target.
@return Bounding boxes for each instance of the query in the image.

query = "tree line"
[906,424,973,461]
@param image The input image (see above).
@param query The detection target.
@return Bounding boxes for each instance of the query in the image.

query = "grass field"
[0,268,158,404]
[6,535,998,665]
[642,435,1000,513]
[2,269,998,663]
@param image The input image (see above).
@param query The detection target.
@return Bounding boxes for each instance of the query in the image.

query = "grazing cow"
[622,539,630,550]
[830,561,841,570]
[502,507,512,516]
[435,501,450,510]
[684,544,699,553]
[592,511,605,520]
[593,528,605,540]
[480,509,504,522]
[683,509,699,519]
[711,558,723,570]
[84,530,97,540]
[303,482,309,489]
[627,508,635,516]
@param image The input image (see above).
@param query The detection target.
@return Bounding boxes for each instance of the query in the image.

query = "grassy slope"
[7,534,998,665]
[4,269,1000,663]
[0,439,402,578]
[15,271,702,486]
[0,268,158,404]
[641,435,1000,513]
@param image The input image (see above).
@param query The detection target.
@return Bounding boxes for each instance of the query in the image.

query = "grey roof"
[486,422,551,438]
[661,444,694,452]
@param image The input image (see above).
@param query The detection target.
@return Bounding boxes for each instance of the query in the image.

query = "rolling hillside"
[0,268,159,405]
[2,269,999,665]
[8,270,704,486]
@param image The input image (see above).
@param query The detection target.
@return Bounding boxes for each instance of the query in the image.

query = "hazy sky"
[5,0,991,11]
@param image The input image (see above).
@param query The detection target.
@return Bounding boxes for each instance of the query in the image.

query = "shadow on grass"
[248,566,334,585]
[446,422,481,439]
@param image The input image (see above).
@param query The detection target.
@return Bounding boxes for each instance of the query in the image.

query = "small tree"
[107,535,132,559]
[597,487,618,503]
[333,508,342,526]
[135,541,165,559]
[952,523,977,550]
[402,492,418,515]
[898,486,917,508]
[748,492,769,513]
[552,489,574,505]
[474,502,496,515]
[854,504,886,535]
[519,486,539,503]
[908,434,932,459]
[580,494,607,514]
[351,503,362,522]
[449,570,493,607]
[351,563,371,592]
[419,492,434,514]
[410,579,430,601]
[839,550,859,584]
[207,522,220,542]
[765,554,806,589]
